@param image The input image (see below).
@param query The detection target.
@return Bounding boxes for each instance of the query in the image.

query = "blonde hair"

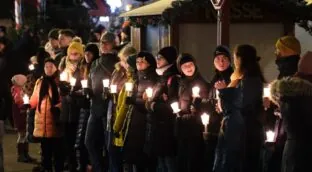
[118,45,137,61]
[72,36,83,44]
[30,56,37,64]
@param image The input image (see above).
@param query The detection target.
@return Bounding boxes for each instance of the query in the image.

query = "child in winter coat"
[11,74,36,163]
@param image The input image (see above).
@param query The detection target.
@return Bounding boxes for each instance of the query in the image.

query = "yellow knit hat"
[67,42,84,56]
[275,36,301,55]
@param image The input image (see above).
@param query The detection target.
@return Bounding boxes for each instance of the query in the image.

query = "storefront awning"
[120,0,176,17]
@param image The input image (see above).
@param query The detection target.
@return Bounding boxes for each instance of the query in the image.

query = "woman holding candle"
[122,51,158,172]
[269,51,312,172]
[74,43,100,172]
[144,46,180,172]
[29,58,64,171]
[175,53,211,172]
[215,44,265,172]
[11,74,36,163]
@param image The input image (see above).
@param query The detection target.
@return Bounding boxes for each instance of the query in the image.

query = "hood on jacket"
[270,77,312,105]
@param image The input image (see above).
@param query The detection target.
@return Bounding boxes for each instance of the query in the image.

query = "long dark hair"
[234,44,265,82]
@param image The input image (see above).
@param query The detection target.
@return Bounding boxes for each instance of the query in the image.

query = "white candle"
[110,85,117,94]
[103,79,110,88]
[70,77,77,87]
[125,82,134,92]
[23,95,29,104]
[266,130,275,142]
[28,64,35,71]
[170,102,180,114]
[201,113,210,133]
[192,86,200,97]
[81,80,88,88]
[60,72,68,82]
[263,86,271,98]
[145,87,153,99]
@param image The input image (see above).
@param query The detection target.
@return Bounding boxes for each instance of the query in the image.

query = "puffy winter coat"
[270,77,312,172]
[30,78,62,138]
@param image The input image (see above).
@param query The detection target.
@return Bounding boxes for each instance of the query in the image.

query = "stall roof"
[120,0,176,17]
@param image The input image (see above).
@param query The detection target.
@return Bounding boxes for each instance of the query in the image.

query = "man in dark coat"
[55,29,75,67]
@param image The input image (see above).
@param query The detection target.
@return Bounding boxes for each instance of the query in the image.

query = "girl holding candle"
[175,53,211,172]
[144,46,180,172]
[74,43,100,172]
[122,51,158,172]
[29,58,64,171]
[215,44,265,172]
[11,74,36,163]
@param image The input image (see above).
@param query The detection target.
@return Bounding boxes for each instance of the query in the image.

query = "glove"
[59,81,71,96]
[125,97,135,105]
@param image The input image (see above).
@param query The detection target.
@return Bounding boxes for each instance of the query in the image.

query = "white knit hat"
[11,74,27,86]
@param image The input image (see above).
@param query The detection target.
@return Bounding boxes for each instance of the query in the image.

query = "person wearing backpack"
[145,46,180,172]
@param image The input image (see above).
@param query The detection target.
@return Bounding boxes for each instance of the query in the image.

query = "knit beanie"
[298,51,312,75]
[44,58,57,67]
[67,42,84,56]
[48,28,59,40]
[100,32,116,44]
[213,45,231,61]
[177,53,196,69]
[11,74,27,86]
[85,43,99,56]
[137,51,156,69]
[158,46,178,64]
[276,36,301,55]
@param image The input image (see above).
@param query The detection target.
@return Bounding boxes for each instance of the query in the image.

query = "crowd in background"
[0,22,311,172]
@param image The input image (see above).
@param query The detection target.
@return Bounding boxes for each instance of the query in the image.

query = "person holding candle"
[175,53,211,172]
[144,46,180,172]
[122,51,158,172]
[85,32,119,172]
[73,43,100,172]
[105,45,137,172]
[269,51,312,172]
[29,58,64,172]
[215,44,265,172]
[11,74,36,163]
[213,86,244,172]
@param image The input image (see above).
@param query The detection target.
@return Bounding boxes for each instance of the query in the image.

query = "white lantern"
[103,79,110,88]
[170,102,181,114]
[263,86,271,98]
[23,95,29,104]
[192,86,200,98]
[110,85,117,94]
[81,80,88,88]
[60,72,68,82]
[125,82,134,92]
[70,77,77,87]
[145,87,153,99]
[266,130,275,142]
[28,64,35,71]
[201,113,210,133]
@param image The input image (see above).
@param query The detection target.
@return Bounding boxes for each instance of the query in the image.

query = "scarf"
[156,64,173,76]
[38,74,59,112]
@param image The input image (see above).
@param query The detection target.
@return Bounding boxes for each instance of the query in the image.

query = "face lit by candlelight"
[181,62,196,77]
[156,55,168,68]
[84,51,94,64]
[214,55,230,72]
[44,62,57,76]
[136,57,150,71]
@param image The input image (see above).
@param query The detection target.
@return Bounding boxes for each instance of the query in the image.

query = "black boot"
[24,143,37,163]
[17,143,28,163]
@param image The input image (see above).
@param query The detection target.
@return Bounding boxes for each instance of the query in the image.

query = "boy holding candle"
[11,74,36,163]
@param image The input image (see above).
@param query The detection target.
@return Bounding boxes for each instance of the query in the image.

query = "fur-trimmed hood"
[270,77,312,104]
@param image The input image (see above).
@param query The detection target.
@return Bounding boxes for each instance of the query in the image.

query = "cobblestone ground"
[3,130,40,172]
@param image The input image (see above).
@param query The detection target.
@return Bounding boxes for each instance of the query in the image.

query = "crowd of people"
[0,22,311,172]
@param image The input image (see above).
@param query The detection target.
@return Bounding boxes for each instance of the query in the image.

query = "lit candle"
[170,102,181,114]
[201,113,210,133]
[28,64,35,71]
[103,79,110,88]
[145,87,153,99]
[110,85,117,94]
[125,82,134,92]
[192,86,200,98]
[23,95,29,104]
[60,72,68,82]
[266,130,275,142]
[70,77,77,87]
[81,80,88,88]
[263,86,271,98]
